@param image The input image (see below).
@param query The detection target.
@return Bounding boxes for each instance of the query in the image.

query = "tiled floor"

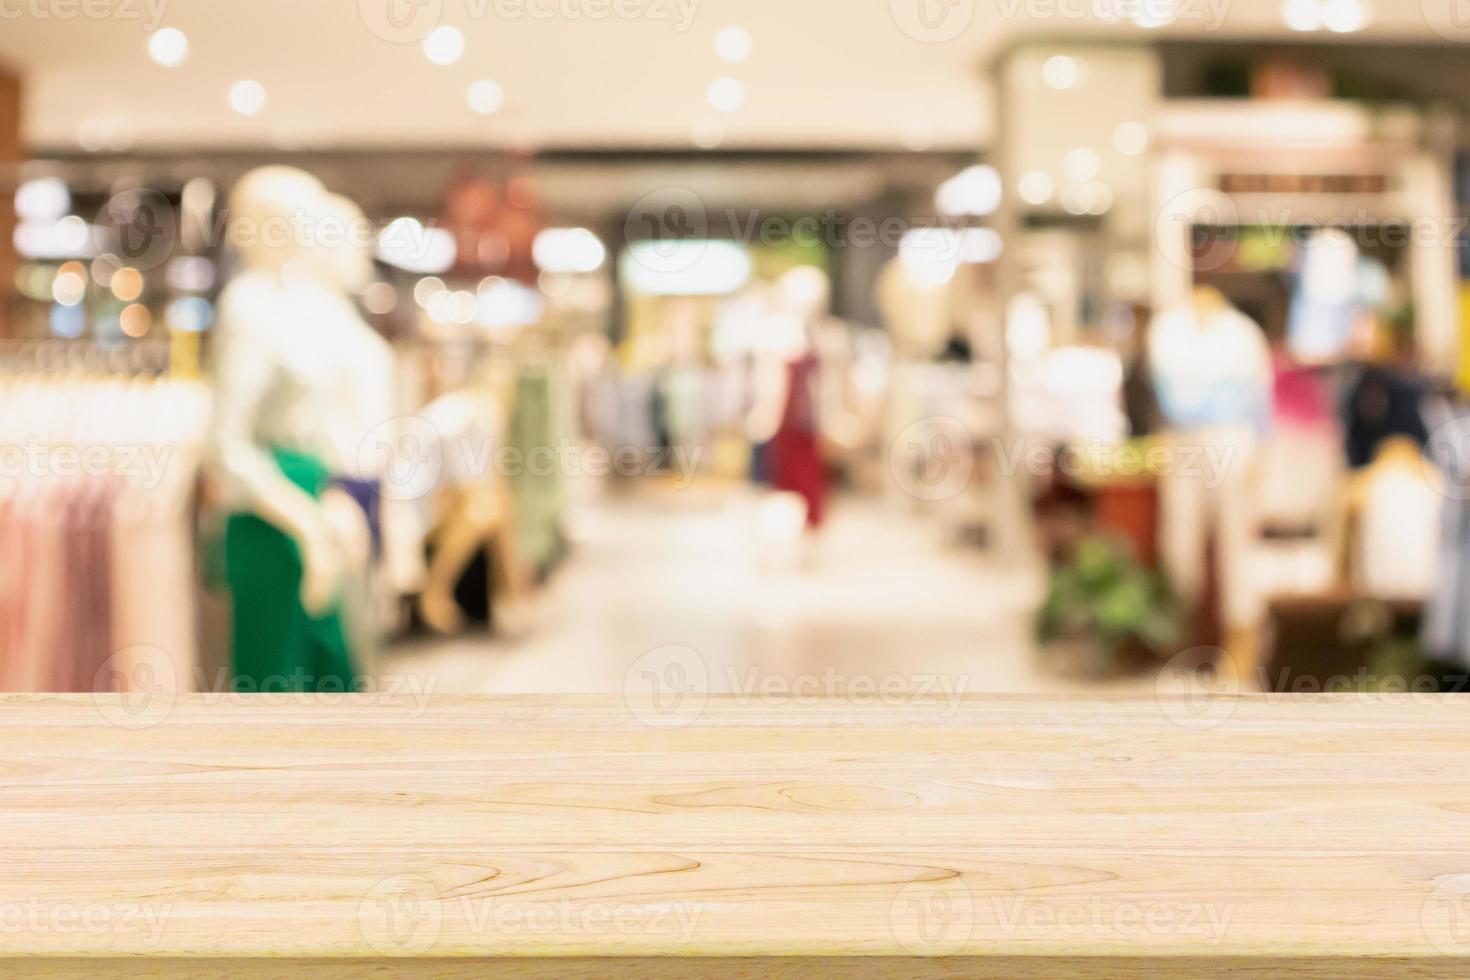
[383,481,1160,697]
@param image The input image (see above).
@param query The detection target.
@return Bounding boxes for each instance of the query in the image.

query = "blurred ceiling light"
[110,266,145,302]
[1018,171,1055,206]
[363,281,398,316]
[147,28,188,67]
[376,217,456,274]
[475,278,545,334]
[1322,0,1370,32]
[14,177,70,221]
[52,268,86,306]
[935,165,1002,217]
[15,215,95,260]
[955,227,1003,264]
[1060,184,1088,216]
[50,303,85,338]
[692,116,724,149]
[532,227,607,274]
[1281,0,1323,30]
[423,26,465,65]
[228,80,267,116]
[1063,148,1101,182]
[707,77,745,113]
[898,229,958,288]
[715,25,753,63]
[413,276,446,307]
[426,288,455,323]
[1084,182,1114,215]
[119,303,152,338]
[898,227,1003,273]
[621,240,751,296]
[91,254,120,287]
[1041,55,1081,90]
[56,215,90,251]
[450,289,478,324]
[166,256,215,292]
[1113,121,1150,156]
[467,79,504,114]
[167,296,214,332]
[1060,182,1113,216]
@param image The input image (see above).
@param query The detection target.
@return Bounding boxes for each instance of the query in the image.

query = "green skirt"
[225,448,358,693]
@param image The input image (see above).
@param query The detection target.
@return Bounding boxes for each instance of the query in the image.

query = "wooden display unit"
[1,694,1468,977]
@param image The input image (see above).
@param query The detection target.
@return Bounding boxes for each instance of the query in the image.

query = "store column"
[0,66,19,338]
[987,41,1161,560]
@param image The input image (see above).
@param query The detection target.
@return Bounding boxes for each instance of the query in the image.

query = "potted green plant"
[1036,535,1178,679]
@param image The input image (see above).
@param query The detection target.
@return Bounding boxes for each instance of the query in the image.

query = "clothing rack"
[0,363,208,694]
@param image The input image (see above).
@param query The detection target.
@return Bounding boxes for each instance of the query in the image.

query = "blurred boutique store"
[2,1,1470,700]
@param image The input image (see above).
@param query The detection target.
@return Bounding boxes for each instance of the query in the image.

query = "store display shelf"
[1,694,1467,978]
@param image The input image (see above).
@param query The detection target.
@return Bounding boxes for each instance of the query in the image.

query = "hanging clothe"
[1424,415,1470,668]
[1342,363,1429,470]
[504,367,566,573]
[1350,438,1440,603]
[1286,230,1362,363]
[771,350,828,529]
[0,369,205,694]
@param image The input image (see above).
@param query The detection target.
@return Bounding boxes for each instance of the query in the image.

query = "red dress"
[771,351,828,528]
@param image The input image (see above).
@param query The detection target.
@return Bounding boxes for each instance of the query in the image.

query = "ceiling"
[0,0,1458,154]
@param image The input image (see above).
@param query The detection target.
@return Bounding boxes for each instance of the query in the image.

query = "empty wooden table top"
[1,693,1468,977]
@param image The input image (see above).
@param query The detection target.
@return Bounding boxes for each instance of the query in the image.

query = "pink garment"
[771,351,828,529]
[1272,358,1334,432]
[0,490,24,688]
[15,485,64,692]
[1,478,119,693]
[111,470,198,696]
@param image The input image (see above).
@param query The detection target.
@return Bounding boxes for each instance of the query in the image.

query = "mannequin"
[1148,286,1272,647]
[208,167,390,691]
[416,357,529,635]
[1347,437,1439,602]
[762,267,840,536]
[875,254,954,360]
[310,193,403,667]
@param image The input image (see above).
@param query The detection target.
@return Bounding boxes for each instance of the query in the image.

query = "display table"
[3,694,1468,977]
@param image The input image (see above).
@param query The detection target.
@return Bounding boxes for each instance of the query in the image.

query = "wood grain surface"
[1,694,1468,978]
